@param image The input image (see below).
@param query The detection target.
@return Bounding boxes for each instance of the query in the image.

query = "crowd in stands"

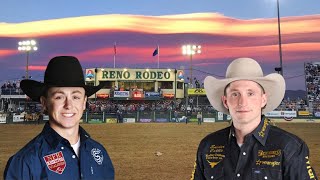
[305,62,320,112]
[87,100,179,113]
[275,97,308,111]
[1,81,23,95]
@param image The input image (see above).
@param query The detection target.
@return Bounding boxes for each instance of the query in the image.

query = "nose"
[238,94,248,107]
[64,97,73,109]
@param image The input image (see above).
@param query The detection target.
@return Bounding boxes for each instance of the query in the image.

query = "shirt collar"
[42,122,65,150]
[228,116,270,146]
[252,115,271,146]
[42,122,91,150]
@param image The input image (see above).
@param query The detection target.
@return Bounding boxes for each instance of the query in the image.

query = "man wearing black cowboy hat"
[191,58,317,179]
[4,56,114,179]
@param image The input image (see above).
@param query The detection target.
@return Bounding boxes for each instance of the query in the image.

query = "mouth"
[236,110,250,113]
[62,113,75,117]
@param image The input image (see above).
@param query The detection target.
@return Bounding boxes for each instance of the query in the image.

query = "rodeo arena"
[1,62,320,124]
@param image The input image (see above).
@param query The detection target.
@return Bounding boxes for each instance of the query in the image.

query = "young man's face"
[222,80,267,126]
[40,87,87,130]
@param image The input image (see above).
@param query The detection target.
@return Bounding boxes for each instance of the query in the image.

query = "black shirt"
[191,116,318,180]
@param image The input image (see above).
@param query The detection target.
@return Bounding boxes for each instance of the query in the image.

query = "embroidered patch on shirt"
[206,145,225,168]
[91,148,104,165]
[43,151,66,174]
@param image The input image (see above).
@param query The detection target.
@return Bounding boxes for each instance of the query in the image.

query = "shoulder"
[10,134,43,161]
[5,134,43,175]
[198,127,230,147]
[268,125,307,157]
[268,125,304,146]
[85,137,109,153]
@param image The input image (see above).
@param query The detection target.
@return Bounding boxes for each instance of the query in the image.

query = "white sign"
[217,112,224,121]
[43,115,49,121]
[265,111,297,117]
[123,118,135,123]
[114,91,130,97]
[203,118,215,122]
[13,115,24,122]
[0,115,6,123]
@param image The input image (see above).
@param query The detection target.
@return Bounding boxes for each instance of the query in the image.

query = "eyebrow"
[51,90,84,96]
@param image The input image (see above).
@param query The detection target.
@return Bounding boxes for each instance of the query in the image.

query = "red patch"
[43,151,66,174]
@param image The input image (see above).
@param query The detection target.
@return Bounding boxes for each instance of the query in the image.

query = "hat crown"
[44,56,85,86]
[226,58,263,78]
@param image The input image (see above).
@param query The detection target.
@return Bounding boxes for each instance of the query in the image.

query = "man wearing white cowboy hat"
[4,56,114,179]
[191,58,317,179]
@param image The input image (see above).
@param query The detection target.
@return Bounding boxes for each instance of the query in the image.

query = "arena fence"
[1,110,320,124]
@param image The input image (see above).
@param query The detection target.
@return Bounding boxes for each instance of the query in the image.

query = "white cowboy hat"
[204,57,285,115]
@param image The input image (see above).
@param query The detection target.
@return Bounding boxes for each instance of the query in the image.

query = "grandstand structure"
[305,62,320,117]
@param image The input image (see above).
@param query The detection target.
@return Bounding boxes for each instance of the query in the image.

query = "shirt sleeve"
[191,144,206,180]
[4,155,32,180]
[283,142,318,180]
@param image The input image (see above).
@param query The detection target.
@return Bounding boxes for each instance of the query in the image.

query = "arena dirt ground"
[0,122,319,179]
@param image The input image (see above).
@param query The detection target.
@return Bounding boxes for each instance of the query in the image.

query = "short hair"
[223,81,265,96]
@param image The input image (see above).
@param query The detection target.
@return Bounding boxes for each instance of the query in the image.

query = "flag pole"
[157,45,159,69]
[113,42,116,68]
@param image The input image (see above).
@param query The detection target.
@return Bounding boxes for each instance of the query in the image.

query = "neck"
[233,118,261,145]
[49,122,80,145]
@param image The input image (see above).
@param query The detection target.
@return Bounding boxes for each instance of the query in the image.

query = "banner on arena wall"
[140,118,152,123]
[265,111,297,117]
[114,91,130,97]
[0,115,6,123]
[88,119,104,124]
[298,111,311,116]
[106,118,117,123]
[43,115,49,121]
[217,112,224,121]
[188,88,206,95]
[123,118,135,123]
[145,92,161,97]
[203,118,215,122]
[155,118,168,122]
[189,118,198,122]
[13,114,24,122]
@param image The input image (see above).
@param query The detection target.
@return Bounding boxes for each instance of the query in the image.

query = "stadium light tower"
[18,40,38,79]
[276,0,283,76]
[182,44,201,86]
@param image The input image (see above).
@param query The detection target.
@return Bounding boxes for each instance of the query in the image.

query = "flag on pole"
[152,46,158,56]
[152,45,160,68]
[113,42,116,68]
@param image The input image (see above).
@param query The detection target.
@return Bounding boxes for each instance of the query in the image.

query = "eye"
[54,95,63,100]
[231,92,239,97]
[73,95,81,100]
[248,92,255,96]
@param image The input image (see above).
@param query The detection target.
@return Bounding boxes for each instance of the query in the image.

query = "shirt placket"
[234,135,253,179]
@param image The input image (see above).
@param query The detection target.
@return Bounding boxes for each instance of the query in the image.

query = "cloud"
[0,13,320,90]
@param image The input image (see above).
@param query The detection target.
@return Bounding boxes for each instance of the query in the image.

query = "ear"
[261,93,267,108]
[83,96,87,110]
[40,96,47,113]
[221,96,228,109]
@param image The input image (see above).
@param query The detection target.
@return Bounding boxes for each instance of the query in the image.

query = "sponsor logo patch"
[43,151,66,174]
[206,145,225,168]
[91,148,104,165]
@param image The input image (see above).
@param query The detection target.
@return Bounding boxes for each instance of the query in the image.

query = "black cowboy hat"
[20,56,103,102]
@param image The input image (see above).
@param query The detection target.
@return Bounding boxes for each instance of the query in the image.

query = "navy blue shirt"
[4,123,114,180]
[191,117,318,180]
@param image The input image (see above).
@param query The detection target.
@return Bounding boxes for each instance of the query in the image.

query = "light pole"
[182,44,201,87]
[276,0,283,76]
[18,40,38,79]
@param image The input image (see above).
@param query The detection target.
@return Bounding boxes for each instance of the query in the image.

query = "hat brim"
[20,80,103,102]
[204,73,285,114]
